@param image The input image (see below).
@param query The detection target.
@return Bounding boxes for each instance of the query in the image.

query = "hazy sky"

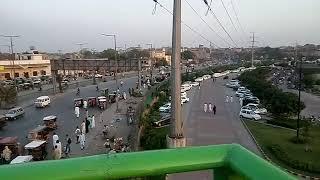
[0,0,319,53]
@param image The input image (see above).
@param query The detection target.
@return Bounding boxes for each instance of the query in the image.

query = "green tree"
[181,50,194,60]
[98,49,118,59]
[126,49,150,59]
[0,86,17,108]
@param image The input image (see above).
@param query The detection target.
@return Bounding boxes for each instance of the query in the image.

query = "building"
[0,50,51,80]
[151,48,171,65]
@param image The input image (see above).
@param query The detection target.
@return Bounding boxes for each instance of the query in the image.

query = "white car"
[195,77,204,82]
[239,109,261,120]
[236,90,246,97]
[181,86,187,93]
[181,92,187,98]
[181,84,192,91]
[181,96,189,104]
[94,74,103,78]
[245,103,268,114]
[190,82,200,87]
[203,75,211,80]
[159,103,171,113]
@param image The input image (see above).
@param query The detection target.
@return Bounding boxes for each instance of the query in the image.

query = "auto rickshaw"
[0,115,7,129]
[42,115,57,130]
[0,137,19,159]
[108,93,116,103]
[74,98,83,107]
[87,97,97,107]
[27,126,50,141]
[97,96,107,109]
[24,140,47,161]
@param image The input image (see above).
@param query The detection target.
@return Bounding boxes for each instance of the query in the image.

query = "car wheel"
[240,115,243,118]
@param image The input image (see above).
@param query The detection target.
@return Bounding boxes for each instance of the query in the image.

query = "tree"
[98,49,118,59]
[126,49,150,59]
[154,58,168,68]
[0,86,17,108]
[181,50,194,60]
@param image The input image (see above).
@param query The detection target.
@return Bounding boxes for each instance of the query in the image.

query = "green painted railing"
[0,144,295,180]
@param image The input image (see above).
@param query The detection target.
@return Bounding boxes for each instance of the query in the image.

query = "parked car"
[195,77,204,82]
[239,109,261,120]
[95,74,103,78]
[159,103,171,113]
[181,92,187,98]
[190,82,199,87]
[244,103,267,114]
[181,96,189,104]
[181,83,192,91]
[203,75,211,80]
[5,107,25,120]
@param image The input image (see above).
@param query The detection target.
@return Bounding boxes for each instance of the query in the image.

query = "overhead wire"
[153,0,220,48]
[184,0,234,48]
[203,0,239,47]
[230,0,248,46]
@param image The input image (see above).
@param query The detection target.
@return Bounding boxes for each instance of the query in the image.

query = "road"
[170,76,260,179]
[0,75,139,151]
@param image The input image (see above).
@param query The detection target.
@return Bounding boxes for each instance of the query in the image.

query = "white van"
[35,96,51,108]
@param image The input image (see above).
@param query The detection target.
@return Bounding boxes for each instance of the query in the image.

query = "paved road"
[170,76,260,179]
[0,75,139,151]
[280,84,320,118]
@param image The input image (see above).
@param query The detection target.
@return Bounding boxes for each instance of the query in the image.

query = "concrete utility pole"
[146,43,153,81]
[168,0,185,148]
[101,34,119,112]
[138,55,142,91]
[250,32,256,67]
[0,35,19,81]
[296,44,302,140]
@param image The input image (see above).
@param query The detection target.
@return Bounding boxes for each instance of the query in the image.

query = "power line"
[230,0,247,45]
[219,0,237,33]
[184,0,234,48]
[202,0,239,47]
[153,0,220,48]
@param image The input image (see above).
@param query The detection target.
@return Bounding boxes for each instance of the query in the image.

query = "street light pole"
[101,34,119,112]
[146,43,153,81]
[1,35,19,81]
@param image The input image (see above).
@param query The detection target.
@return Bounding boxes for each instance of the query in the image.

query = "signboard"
[0,66,4,71]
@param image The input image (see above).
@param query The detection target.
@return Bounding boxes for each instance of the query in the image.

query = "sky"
[0,0,319,53]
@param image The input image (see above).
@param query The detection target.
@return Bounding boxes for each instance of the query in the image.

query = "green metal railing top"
[0,144,296,180]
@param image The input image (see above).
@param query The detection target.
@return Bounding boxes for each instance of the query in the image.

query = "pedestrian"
[83,100,87,109]
[104,139,111,153]
[53,145,61,160]
[75,126,81,143]
[1,146,12,163]
[81,121,86,134]
[56,140,62,158]
[198,83,201,90]
[64,134,72,157]
[85,109,89,119]
[75,106,80,118]
[225,95,229,103]
[208,103,212,112]
[128,88,131,96]
[204,103,207,112]
[79,133,86,150]
[143,83,146,89]
[52,132,59,148]
[123,92,127,100]
[239,97,243,107]
[85,118,90,133]
[91,115,95,128]
[230,95,233,103]
[213,105,216,115]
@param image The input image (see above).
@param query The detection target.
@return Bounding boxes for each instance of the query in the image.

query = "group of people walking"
[203,103,217,115]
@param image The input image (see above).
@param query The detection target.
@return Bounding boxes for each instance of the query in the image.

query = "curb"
[241,118,320,180]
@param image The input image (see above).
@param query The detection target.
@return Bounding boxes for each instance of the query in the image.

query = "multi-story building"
[0,50,51,80]
[151,48,171,65]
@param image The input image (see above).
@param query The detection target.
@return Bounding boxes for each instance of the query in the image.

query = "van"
[5,107,25,120]
[35,96,51,108]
